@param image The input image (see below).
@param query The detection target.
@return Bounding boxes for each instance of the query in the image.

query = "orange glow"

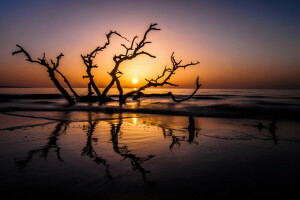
[132,78,138,84]
[1,11,299,89]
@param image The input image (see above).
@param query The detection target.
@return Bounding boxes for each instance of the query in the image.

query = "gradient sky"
[0,0,299,89]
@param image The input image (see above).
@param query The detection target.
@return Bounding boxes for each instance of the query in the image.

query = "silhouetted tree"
[13,23,201,105]
[123,53,200,104]
[12,46,77,104]
[81,31,128,101]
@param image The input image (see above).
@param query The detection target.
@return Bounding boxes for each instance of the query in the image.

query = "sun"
[132,78,138,84]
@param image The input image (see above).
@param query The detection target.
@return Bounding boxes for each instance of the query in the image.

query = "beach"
[1,88,300,199]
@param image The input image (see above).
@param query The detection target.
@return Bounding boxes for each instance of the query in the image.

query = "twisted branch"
[12,45,75,104]
[122,53,200,103]
[102,23,161,103]
[81,31,128,98]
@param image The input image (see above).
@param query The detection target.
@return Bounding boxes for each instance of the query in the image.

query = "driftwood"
[12,23,201,105]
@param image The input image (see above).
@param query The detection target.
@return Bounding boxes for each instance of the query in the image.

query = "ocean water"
[0,88,300,119]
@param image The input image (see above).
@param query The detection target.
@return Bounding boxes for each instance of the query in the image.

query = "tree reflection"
[208,119,278,145]
[81,112,112,179]
[109,115,155,184]
[14,113,203,184]
[15,120,69,170]
[163,116,199,151]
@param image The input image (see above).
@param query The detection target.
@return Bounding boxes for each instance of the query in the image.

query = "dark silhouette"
[253,122,267,131]
[81,112,112,179]
[163,128,186,151]
[269,118,278,145]
[109,115,155,184]
[12,47,77,104]
[188,115,197,143]
[12,23,201,105]
[81,31,128,100]
[14,120,69,170]
[251,119,278,145]
[163,116,200,151]
[123,53,201,103]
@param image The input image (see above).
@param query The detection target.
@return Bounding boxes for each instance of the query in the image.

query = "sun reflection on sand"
[133,117,137,124]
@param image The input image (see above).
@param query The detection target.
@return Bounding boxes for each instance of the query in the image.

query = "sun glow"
[132,78,138,84]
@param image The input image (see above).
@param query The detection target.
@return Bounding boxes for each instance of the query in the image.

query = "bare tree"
[81,31,128,101]
[12,45,77,104]
[101,23,160,104]
[12,23,201,105]
[122,53,201,104]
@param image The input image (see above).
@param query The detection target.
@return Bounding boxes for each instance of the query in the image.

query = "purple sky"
[1,0,299,89]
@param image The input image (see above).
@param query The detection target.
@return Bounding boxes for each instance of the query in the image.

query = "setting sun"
[132,78,138,84]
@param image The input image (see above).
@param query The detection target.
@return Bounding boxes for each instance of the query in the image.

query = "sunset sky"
[0,0,299,89]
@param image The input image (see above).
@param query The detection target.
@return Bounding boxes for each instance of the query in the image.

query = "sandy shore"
[0,111,300,199]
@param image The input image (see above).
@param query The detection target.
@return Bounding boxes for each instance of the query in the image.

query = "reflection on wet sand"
[13,113,281,179]
[15,120,69,170]
[13,112,162,183]
[109,114,155,184]
[163,116,200,151]
[1,112,299,199]
[163,128,186,151]
[81,112,112,179]
[269,118,278,145]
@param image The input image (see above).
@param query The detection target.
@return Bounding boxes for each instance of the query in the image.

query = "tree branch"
[102,23,160,101]
[122,53,200,103]
[81,31,128,98]
[12,45,75,105]
[167,76,201,102]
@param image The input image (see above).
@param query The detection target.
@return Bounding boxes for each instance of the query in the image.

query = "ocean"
[1,88,300,119]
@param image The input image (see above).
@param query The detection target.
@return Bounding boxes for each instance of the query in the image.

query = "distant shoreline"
[0,86,299,90]
[0,86,30,88]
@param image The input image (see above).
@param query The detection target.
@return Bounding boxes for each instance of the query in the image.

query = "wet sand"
[0,111,299,199]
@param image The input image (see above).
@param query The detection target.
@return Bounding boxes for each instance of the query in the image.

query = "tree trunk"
[102,63,120,102]
[115,78,124,105]
[48,70,75,105]
[86,70,101,99]
[89,76,101,98]
[87,82,94,97]
[55,69,80,99]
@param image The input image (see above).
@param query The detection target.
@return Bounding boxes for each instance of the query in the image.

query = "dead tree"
[81,31,128,100]
[13,23,201,105]
[122,53,201,104]
[101,23,160,104]
[12,45,76,104]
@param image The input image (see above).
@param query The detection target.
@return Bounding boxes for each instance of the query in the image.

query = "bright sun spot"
[132,78,138,84]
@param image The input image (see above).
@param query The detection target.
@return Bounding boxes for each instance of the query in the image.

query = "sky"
[0,0,299,89]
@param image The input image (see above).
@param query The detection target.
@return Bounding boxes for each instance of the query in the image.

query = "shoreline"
[1,105,299,121]
[1,111,299,199]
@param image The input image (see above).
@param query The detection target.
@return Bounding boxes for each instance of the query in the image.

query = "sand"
[0,111,300,199]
